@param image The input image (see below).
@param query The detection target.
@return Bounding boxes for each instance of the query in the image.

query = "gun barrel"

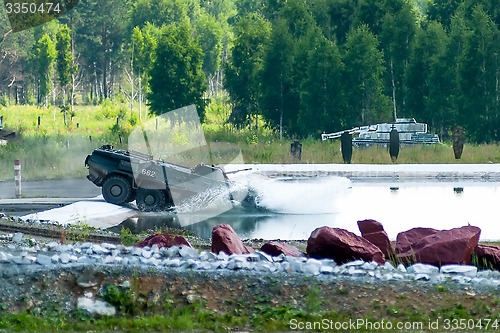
[225,168,252,175]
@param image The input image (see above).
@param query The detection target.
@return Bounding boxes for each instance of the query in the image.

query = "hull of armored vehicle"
[85,145,231,212]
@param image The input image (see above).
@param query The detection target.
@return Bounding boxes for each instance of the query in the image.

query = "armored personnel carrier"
[85,145,233,212]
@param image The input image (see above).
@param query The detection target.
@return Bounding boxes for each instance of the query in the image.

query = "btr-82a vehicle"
[85,145,233,212]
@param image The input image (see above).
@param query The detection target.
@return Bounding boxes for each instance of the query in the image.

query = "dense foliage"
[0,0,498,142]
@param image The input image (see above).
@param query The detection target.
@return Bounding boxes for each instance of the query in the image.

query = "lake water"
[112,175,500,242]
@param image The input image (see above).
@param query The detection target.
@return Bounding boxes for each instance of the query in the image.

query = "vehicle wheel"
[102,175,132,205]
[126,189,137,203]
[136,188,166,212]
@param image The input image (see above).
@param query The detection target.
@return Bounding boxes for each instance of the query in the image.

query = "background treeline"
[0,0,498,142]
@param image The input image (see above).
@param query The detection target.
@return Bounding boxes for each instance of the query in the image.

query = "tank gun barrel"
[321,127,362,141]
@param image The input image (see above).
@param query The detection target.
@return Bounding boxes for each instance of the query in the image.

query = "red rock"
[306,226,385,265]
[136,234,192,248]
[357,219,393,257]
[396,227,439,254]
[211,224,254,255]
[260,241,304,257]
[357,219,385,234]
[474,245,500,270]
[397,226,481,266]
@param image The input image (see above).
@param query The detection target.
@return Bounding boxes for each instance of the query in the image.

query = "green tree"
[406,21,451,133]
[309,0,355,44]
[260,18,296,138]
[379,4,416,119]
[75,0,131,101]
[343,25,390,126]
[56,24,77,123]
[195,12,223,95]
[131,23,160,120]
[225,13,271,127]
[459,6,499,142]
[34,33,56,106]
[299,31,344,136]
[148,21,207,120]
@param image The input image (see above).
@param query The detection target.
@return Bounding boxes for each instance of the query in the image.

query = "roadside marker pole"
[14,159,21,198]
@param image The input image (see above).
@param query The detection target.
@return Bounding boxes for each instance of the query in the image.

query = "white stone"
[12,255,31,265]
[396,264,407,273]
[280,262,291,272]
[198,251,217,261]
[227,258,249,270]
[407,263,439,275]
[151,244,160,254]
[78,256,94,264]
[36,254,52,266]
[246,253,261,262]
[102,243,117,250]
[141,249,152,259]
[217,252,229,261]
[165,246,180,258]
[320,266,335,274]
[273,254,286,262]
[440,265,477,278]
[414,274,430,281]
[46,241,59,251]
[60,252,71,264]
[255,251,273,262]
[288,259,304,273]
[362,261,379,270]
[342,260,365,268]
[255,262,277,273]
[77,297,116,316]
[179,246,199,259]
[132,247,143,256]
[452,276,472,284]
[378,262,395,271]
[103,256,116,264]
[0,251,9,263]
[165,258,181,267]
[302,263,321,275]
[346,267,366,276]
[51,254,60,263]
[11,233,23,243]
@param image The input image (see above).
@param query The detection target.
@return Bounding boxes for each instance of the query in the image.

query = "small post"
[290,140,302,161]
[65,139,70,149]
[389,126,399,163]
[340,131,352,164]
[37,116,41,127]
[14,159,21,198]
[89,135,92,142]
[452,126,464,160]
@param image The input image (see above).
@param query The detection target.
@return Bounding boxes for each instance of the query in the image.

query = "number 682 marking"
[141,168,156,177]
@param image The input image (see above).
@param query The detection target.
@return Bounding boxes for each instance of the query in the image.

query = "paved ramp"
[21,196,136,228]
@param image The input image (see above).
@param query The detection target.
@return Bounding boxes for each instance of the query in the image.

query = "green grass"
[1,104,500,180]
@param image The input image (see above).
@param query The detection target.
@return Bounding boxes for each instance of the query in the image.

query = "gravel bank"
[1,230,500,324]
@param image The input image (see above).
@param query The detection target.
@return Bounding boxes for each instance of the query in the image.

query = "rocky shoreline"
[0,226,499,318]
[0,216,500,333]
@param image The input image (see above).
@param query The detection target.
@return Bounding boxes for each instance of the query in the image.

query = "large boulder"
[397,226,481,266]
[136,234,192,248]
[260,241,304,257]
[474,245,500,270]
[306,226,385,265]
[211,224,254,255]
[357,219,392,257]
[396,227,439,254]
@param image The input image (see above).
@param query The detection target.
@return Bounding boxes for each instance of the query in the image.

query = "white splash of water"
[247,175,351,214]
